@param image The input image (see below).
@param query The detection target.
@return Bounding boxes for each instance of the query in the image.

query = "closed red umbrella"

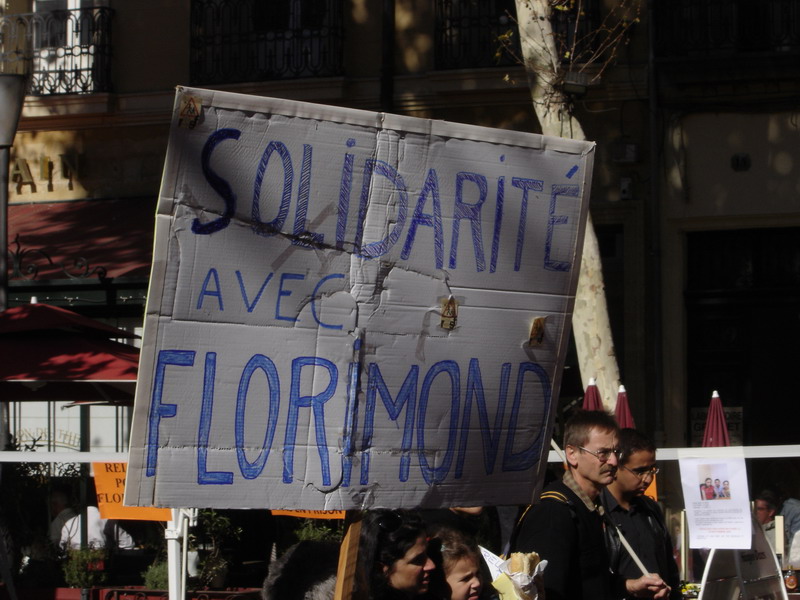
[615,384,636,428]
[582,377,604,411]
[701,390,731,447]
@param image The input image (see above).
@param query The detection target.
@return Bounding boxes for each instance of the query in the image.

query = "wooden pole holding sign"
[334,513,363,600]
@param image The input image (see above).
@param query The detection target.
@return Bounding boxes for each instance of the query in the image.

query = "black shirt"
[512,472,612,600]
[601,488,682,600]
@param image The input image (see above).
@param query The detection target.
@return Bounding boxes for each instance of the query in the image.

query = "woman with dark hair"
[358,509,436,600]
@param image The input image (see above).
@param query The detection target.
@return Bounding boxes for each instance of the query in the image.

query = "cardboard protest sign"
[125,87,594,510]
[272,510,345,519]
[93,463,171,521]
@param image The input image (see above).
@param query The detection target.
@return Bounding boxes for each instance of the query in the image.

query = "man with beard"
[602,428,678,600]
[512,410,668,600]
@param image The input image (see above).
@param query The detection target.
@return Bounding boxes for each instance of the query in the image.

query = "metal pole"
[166,509,182,600]
[0,145,9,312]
[380,0,395,113]
[647,0,665,444]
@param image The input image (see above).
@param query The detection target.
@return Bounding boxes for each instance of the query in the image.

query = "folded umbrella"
[582,376,604,411]
[615,384,636,429]
[701,390,731,447]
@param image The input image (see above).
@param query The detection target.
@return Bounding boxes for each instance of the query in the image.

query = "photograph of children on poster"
[679,452,751,549]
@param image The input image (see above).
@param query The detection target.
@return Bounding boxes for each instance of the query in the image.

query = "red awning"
[0,302,138,339]
[0,334,139,381]
[0,303,139,381]
[8,198,155,281]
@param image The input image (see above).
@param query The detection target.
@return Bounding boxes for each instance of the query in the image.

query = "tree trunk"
[515,0,620,410]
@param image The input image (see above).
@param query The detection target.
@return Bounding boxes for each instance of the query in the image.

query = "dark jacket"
[511,478,612,600]
[601,490,682,600]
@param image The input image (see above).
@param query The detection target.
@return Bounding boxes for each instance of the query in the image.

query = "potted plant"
[141,560,169,591]
[62,547,107,600]
[191,510,241,589]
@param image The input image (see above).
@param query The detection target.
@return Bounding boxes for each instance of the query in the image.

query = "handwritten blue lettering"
[545,184,578,272]
[253,141,293,237]
[197,352,234,484]
[417,360,460,485]
[235,354,280,479]
[197,268,224,311]
[192,128,240,235]
[282,357,338,486]
[146,350,194,476]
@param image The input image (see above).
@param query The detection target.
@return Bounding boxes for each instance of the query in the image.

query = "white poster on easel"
[679,450,751,549]
[698,515,787,600]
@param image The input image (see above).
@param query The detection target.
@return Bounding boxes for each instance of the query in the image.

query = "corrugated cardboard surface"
[125,87,595,510]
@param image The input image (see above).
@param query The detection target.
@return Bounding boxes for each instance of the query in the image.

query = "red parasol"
[0,303,137,339]
[0,302,139,403]
[615,384,636,428]
[0,335,139,381]
[701,390,731,447]
[582,377,604,411]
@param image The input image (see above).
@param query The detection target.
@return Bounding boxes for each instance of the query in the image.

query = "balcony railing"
[654,0,800,60]
[190,0,344,85]
[0,7,113,95]
[435,0,602,71]
[435,0,519,69]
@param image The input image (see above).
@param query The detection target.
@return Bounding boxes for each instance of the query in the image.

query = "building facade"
[3,0,800,463]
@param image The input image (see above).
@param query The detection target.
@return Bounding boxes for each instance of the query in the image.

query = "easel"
[697,516,787,600]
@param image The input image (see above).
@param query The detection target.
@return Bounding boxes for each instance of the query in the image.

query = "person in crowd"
[103,519,136,550]
[422,506,500,592]
[427,527,482,600]
[60,505,135,551]
[701,478,716,500]
[261,540,339,600]
[358,509,436,600]
[60,505,107,549]
[779,492,800,550]
[601,428,679,600]
[714,479,724,498]
[48,488,76,547]
[511,409,667,600]
[422,507,500,553]
[755,490,779,554]
[721,481,731,499]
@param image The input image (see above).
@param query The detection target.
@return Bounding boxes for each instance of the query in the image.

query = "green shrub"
[142,560,169,590]
[62,547,107,588]
[294,518,343,543]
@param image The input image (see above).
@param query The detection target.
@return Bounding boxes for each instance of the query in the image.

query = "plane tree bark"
[513,0,636,409]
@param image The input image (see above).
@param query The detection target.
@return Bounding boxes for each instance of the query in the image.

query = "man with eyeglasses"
[602,428,680,600]
[511,410,668,600]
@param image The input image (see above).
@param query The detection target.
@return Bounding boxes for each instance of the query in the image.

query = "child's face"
[446,556,482,600]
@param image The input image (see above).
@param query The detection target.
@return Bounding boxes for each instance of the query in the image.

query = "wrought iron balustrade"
[435,0,519,69]
[8,234,108,282]
[654,0,800,59]
[190,0,344,84]
[0,7,113,95]
[435,0,602,71]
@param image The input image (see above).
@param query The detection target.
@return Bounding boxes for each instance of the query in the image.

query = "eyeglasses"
[576,446,621,463]
[621,465,660,479]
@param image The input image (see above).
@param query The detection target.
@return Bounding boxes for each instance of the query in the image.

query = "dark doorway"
[686,227,800,447]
